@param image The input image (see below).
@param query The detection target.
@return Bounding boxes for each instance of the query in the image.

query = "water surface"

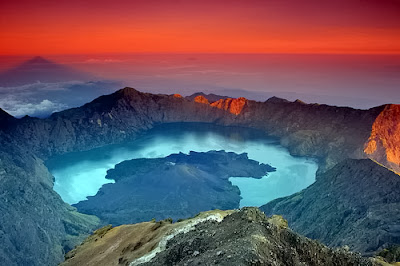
[46,123,318,206]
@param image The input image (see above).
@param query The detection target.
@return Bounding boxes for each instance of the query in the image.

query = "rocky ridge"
[3,87,386,172]
[190,91,385,172]
[62,208,381,266]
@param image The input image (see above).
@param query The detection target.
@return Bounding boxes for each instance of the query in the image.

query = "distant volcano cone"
[0,56,93,86]
[24,56,52,65]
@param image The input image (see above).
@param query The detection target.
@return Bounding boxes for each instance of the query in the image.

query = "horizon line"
[1,51,400,57]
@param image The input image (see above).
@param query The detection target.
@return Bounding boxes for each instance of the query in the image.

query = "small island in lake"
[74,150,275,225]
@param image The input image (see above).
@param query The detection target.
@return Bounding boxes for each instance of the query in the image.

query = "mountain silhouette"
[0,56,92,86]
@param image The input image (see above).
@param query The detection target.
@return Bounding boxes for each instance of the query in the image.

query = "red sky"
[1,0,400,55]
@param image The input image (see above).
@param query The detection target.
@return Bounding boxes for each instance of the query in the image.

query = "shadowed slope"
[261,159,400,254]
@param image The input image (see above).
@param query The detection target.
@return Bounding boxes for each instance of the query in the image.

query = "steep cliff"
[261,159,400,255]
[364,104,400,173]
[0,132,99,266]
[238,100,384,172]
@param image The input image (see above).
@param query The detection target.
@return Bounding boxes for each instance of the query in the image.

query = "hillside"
[261,159,400,255]
[62,208,379,266]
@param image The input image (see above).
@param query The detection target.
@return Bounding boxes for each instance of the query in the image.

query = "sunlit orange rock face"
[194,95,248,115]
[194,95,210,104]
[364,104,400,173]
[210,97,248,115]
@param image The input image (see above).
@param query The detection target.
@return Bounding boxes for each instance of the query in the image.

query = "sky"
[1,0,400,55]
[0,0,400,117]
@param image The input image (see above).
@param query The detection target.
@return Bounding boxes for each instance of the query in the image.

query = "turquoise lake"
[46,123,318,207]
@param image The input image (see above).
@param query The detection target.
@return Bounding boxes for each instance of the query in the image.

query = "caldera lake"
[46,122,318,207]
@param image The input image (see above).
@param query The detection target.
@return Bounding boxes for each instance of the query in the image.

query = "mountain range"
[0,87,399,265]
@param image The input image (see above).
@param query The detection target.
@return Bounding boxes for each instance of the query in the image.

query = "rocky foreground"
[62,208,383,266]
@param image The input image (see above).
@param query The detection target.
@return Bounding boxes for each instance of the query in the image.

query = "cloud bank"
[0,80,121,118]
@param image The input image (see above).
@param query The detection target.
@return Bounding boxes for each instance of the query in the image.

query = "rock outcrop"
[193,95,210,104]
[74,150,275,225]
[62,208,379,266]
[210,97,248,115]
[261,159,400,255]
[173,93,183,98]
[364,104,400,173]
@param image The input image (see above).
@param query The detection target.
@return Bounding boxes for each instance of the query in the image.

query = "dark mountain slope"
[5,88,237,158]
[0,108,16,130]
[261,159,400,254]
[0,131,99,266]
[233,99,384,172]
[179,92,386,172]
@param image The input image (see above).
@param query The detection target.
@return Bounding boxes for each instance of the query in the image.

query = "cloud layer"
[0,80,120,118]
